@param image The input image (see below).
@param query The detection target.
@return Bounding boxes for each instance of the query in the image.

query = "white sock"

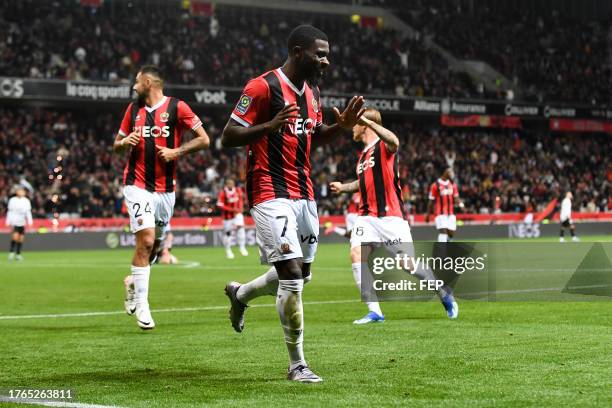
[131,265,150,308]
[352,262,383,316]
[236,267,278,304]
[237,227,246,250]
[277,279,305,370]
[223,232,232,250]
[334,227,347,236]
[438,233,448,242]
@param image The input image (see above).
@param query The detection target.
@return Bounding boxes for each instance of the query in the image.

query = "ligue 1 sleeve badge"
[160,112,169,122]
[236,94,252,115]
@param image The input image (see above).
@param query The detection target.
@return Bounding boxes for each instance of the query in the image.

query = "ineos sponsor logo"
[357,157,375,174]
[0,78,24,98]
[194,89,226,104]
[288,118,314,136]
[135,125,171,138]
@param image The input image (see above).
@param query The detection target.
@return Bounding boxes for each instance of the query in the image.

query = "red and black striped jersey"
[429,178,459,215]
[217,186,244,220]
[118,96,202,193]
[230,68,322,207]
[347,192,360,214]
[356,139,406,219]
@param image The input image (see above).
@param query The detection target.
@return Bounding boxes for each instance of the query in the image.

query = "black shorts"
[561,219,572,228]
[13,226,25,234]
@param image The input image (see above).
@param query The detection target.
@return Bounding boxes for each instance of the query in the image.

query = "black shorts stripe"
[246,148,255,206]
[372,143,387,217]
[358,153,369,215]
[144,110,157,192]
[295,92,309,199]
[125,103,138,186]
[263,72,288,198]
[165,98,179,192]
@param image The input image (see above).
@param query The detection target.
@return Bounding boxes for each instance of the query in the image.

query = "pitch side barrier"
[2,77,612,123]
[1,222,609,252]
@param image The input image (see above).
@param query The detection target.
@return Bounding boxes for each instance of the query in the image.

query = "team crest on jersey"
[160,112,169,122]
[312,97,319,113]
[135,115,141,121]
[236,94,252,115]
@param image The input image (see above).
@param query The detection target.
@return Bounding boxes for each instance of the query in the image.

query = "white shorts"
[223,213,245,233]
[251,199,319,265]
[435,214,457,231]
[122,185,175,240]
[350,216,413,249]
[345,212,358,231]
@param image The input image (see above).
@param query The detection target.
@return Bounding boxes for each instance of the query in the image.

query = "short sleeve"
[217,190,226,207]
[118,103,134,137]
[177,100,203,131]
[230,77,269,127]
[428,184,437,200]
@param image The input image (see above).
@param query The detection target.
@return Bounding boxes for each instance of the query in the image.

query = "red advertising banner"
[550,118,612,133]
[441,115,522,129]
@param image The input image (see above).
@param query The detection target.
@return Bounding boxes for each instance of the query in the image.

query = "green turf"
[1,239,612,407]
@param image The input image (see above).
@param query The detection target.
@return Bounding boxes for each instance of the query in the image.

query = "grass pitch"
[1,238,612,407]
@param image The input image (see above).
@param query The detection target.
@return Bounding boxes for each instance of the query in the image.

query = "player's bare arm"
[156,126,210,162]
[221,103,300,148]
[113,130,140,153]
[425,200,434,223]
[358,115,399,153]
[330,180,359,194]
[312,95,365,148]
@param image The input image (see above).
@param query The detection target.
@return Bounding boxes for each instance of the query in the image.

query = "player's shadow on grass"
[35,368,282,384]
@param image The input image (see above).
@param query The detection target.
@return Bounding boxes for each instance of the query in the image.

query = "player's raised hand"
[268,103,300,132]
[329,181,344,195]
[123,130,141,147]
[156,145,180,162]
[333,96,365,130]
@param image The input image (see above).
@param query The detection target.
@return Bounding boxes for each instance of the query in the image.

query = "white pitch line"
[0,396,123,408]
[0,299,359,321]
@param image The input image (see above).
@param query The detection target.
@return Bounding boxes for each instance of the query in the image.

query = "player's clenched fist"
[329,181,343,194]
[122,130,141,147]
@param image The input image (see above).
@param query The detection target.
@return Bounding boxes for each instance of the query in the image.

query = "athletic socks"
[9,240,16,253]
[15,242,22,255]
[131,265,151,307]
[223,232,232,250]
[352,262,383,316]
[277,279,306,370]
[236,267,278,304]
[237,228,246,251]
[438,233,448,242]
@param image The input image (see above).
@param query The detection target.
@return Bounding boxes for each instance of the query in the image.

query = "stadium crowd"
[1,107,610,220]
[0,0,477,98]
[399,3,612,104]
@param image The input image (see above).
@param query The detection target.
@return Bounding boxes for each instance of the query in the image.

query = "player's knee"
[350,246,361,263]
[275,259,303,280]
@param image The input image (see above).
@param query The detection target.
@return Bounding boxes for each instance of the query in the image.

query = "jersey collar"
[276,68,305,96]
[362,137,380,152]
[438,178,450,185]
[145,96,168,113]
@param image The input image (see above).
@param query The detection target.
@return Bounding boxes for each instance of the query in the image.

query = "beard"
[134,89,148,107]
[299,56,323,87]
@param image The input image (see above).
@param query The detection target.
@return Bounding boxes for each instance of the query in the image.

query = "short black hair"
[287,25,328,51]
[139,65,164,82]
